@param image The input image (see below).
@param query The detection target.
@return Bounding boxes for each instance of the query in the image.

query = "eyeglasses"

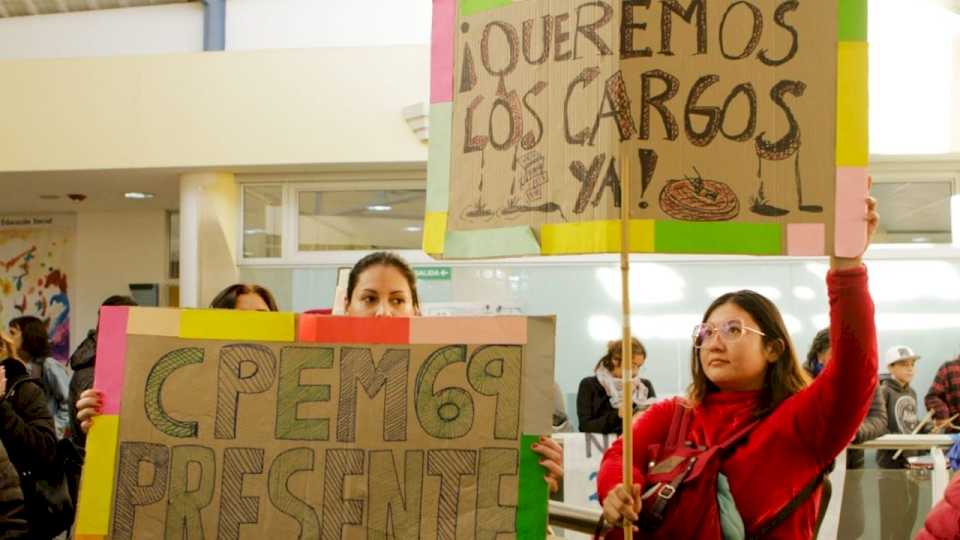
[692,319,766,348]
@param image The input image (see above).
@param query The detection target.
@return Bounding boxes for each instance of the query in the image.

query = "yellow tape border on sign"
[74,415,121,536]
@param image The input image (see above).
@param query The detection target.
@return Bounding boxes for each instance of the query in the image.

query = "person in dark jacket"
[577,337,655,434]
[68,295,137,449]
[878,345,927,540]
[805,327,887,539]
[8,316,71,440]
[0,333,58,539]
[0,435,28,538]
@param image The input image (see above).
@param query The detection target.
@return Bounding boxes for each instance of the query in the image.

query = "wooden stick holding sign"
[620,157,634,540]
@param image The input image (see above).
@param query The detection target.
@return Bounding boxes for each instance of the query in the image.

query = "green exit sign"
[415,267,452,281]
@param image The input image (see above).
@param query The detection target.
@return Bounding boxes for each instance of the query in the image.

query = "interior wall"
[73,210,167,349]
[0,46,429,172]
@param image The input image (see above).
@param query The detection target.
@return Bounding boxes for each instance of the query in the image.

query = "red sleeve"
[916,472,960,540]
[596,398,679,505]
[781,266,877,464]
[925,366,952,420]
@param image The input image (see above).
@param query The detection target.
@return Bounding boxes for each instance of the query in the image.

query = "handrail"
[549,501,602,535]
[851,434,956,449]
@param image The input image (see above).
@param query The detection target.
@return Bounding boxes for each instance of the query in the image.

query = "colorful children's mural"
[0,217,72,362]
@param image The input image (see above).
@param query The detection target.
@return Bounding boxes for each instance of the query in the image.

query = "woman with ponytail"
[577,337,656,434]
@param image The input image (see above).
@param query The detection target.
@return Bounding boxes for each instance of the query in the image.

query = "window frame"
[239,179,433,266]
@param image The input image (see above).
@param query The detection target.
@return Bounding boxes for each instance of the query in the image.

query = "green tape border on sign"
[838,0,867,42]
[655,221,783,255]
[444,226,540,259]
[516,434,548,539]
[460,0,511,17]
[426,103,453,213]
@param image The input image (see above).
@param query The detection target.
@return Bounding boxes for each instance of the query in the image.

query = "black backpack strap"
[747,464,832,539]
[4,376,42,402]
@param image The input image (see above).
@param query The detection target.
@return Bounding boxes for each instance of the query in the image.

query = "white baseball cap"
[885,345,920,366]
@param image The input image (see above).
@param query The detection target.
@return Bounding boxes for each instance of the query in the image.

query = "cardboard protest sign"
[425,0,869,258]
[74,307,556,539]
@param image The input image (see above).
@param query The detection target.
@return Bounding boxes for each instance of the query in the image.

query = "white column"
[178,172,239,308]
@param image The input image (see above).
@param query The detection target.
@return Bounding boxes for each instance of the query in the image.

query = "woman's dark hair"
[346,252,420,311]
[594,337,645,372]
[8,316,50,360]
[101,295,138,307]
[688,290,810,416]
[209,284,279,311]
[804,327,831,377]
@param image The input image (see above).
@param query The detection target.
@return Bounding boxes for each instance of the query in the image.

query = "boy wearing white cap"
[877,345,926,540]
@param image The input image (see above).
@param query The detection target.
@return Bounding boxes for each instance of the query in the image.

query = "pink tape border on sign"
[786,223,826,256]
[430,0,456,103]
[92,306,129,415]
[410,316,528,344]
[835,167,869,257]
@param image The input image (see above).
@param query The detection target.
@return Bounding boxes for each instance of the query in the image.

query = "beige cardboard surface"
[108,330,555,539]
[449,0,837,250]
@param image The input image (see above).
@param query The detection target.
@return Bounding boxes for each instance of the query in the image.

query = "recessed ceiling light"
[367,204,392,212]
[404,226,422,232]
[125,192,155,200]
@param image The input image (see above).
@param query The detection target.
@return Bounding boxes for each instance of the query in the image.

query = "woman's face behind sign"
[346,265,418,318]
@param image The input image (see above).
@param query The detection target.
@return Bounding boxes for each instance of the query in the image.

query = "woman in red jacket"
[598,196,879,539]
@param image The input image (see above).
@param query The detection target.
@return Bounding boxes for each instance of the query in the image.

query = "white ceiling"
[0,168,180,212]
[0,0,192,18]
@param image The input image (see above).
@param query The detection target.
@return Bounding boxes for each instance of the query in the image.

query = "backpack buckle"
[658,484,676,500]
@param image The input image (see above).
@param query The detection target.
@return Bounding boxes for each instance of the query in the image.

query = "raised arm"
[782,193,879,463]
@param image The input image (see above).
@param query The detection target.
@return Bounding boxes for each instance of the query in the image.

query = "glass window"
[243,185,283,258]
[297,189,425,251]
[872,180,953,244]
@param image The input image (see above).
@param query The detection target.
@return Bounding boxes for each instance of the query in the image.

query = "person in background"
[0,438,28,537]
[552,382,574,433]
[577,337,655,434]
[877,345,928,540]
[68,295,138,449]
[806,327,887,539]
[0,327,58,539]
[209,283,279,311]
[8,316,70,440]
[925,355,960,433]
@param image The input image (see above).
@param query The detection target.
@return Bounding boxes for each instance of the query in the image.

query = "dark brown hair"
[804,327,831,376]
[346,251,420,311]
[688,290,810,416]
[8,315,50,360]
[594,337,645,372]
[209,284,279,311]
[101,295,138,308]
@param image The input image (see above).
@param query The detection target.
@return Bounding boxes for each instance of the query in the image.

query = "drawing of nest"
[659,173,740,222]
